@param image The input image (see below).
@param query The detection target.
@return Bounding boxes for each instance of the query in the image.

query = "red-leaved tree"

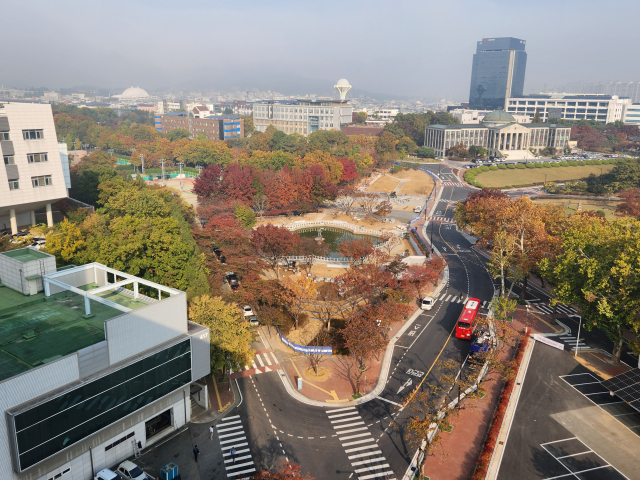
[615,188,640,219]
[251,224,300,277]
[192,164,222,200]
[402,257,446,299]
[337,157,358,183]
[255,463,314,480]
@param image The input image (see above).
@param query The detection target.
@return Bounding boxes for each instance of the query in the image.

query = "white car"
[413,206,422,213]
[421,297,435,310]
[242,305,254,317]
[94,469,119,480]
[116,461,153,480]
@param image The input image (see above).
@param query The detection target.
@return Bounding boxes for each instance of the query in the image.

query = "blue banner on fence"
[276,327,332,355]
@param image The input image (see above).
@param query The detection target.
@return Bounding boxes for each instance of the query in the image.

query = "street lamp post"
[544,173,547,193]
[569,314,582,357]
[178,162,185,192]
[139,154,145,175]
[161,159,166,187]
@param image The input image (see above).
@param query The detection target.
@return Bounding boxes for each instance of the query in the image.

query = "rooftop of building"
[511,93,629,100]
[0,262,181,383]
[1,249,50,263]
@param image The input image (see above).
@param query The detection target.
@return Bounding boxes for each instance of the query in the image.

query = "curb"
[485,336,535,480]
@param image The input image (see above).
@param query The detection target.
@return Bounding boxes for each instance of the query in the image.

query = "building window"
[1,132,9,141]
[9,180,19,190]
[47,467,71,480]
[31,175,52,187]
[27,153,48,163]
[4,155,14,165]
[22,129,44,140]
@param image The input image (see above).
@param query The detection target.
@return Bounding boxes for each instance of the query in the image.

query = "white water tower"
[334,79,352,100]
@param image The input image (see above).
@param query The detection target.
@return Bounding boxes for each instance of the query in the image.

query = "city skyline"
[2,0,639,98]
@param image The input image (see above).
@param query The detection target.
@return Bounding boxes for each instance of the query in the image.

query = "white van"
[421,297,435,310]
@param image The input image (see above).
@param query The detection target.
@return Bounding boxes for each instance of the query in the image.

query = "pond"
[296,227,382,259]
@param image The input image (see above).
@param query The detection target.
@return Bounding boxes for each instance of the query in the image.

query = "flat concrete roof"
[0,283,150,383]
[2,249,50,262]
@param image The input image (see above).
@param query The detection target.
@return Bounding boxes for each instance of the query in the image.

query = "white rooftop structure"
[335,79,352,101]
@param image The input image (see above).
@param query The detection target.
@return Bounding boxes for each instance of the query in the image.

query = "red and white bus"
[455,298,481,339]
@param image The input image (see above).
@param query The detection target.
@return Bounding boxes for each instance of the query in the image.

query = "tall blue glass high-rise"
[469,37,527,110]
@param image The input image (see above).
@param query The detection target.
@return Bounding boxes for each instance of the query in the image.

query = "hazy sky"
[2,0,639,99]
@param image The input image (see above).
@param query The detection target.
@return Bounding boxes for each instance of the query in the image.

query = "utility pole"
[197,165,203,177]
[139,154,145,175]
[161,159,166,187]
[544,173,547,193]
[178,162,184,192]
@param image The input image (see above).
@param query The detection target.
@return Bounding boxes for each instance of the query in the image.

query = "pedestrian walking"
[193,445,199,462]
[209,425,214,440]
[230,447,237,463]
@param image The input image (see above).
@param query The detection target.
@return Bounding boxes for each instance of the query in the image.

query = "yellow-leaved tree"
[188,295,254,373]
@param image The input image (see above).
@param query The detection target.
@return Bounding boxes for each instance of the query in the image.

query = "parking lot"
[497,342,640,480]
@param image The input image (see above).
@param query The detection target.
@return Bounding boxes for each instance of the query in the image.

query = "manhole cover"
[249,415,254,420]
[193,432,200,437]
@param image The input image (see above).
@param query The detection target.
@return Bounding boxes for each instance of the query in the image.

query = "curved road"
[209,168,498,480]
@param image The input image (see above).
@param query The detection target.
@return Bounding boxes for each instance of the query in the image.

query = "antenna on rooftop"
[334,79,352,101]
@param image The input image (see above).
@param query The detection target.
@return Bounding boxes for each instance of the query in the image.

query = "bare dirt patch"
[394,169,436,196]
[285,317,325,345]
[304,366,331,382]
[366,175,400,193]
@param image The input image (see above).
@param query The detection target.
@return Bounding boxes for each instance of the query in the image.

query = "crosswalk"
[442,181,469,187]
[529,302,578,316]
[216,415,256,478]
[433,293,490,309]
[230,349,281,380]
[427,215,456,224]
[558,334,589,350]
[326,406,396,480]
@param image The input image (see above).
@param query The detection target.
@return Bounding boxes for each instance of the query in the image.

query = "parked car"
[413,205,422,213]
[226,272,239,290]
[248,314,259,326]
[470,329,492,357]
[389,191,397,198]
[243,305,254,317]
[421,296,435,311]
[116,461,153,480]
[94,469,119,480]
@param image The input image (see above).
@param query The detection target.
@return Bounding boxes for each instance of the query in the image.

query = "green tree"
[166,129,191,142]
[223,107,233,115]
[354,111,367,124]
[533,108,541,123]
[43,219,86,265]
[241,115,255,137]
[234,204,256,229]
[69,151,119,205]
[540,215,640,364]
[416,147,435,158]
[188,295,254,371]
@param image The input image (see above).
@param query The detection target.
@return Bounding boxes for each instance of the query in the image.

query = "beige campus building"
[0,103,71,234]
[424,110,571,159]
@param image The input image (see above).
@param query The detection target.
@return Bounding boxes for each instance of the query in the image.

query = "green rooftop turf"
[0,285,133,382]
[1,249,50,262]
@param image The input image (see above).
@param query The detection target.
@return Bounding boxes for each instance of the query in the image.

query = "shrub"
[498,164,507,169]
[480,166,490,172]
[489,165,499,171]
[542,162,552,168]
[534,163,543,168]
[507,163,516,169]
[551,162,560,167]
[601,159,610,164]
[526,163,535,169]
[515,163,526,169]
[597,210,606,216]
[559,161,568,166]
[593,159,603,164]
[585,160,594,165]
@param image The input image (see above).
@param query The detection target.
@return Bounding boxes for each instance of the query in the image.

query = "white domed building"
[113,86,155,104]
[424,109,571,159]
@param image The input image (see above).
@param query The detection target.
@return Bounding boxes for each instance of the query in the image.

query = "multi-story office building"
[0,249,210,480]
[0,103,71,234]
[155,113,244,140]
[506,94,631,123]
[449,108,531,124]
[623,104,640,125]
[469,37,527,110]
[562,81,640,104]
[253,98,353,136]
[424,110,571,159]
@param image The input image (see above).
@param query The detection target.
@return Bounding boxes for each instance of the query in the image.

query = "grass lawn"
[534,198,621,221]
[473,164,615,188]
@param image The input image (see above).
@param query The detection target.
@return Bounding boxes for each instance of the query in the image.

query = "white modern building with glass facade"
[506,94,631,124]
[0,103,70,234]
[253,98,353,136]
[0,251,210,480]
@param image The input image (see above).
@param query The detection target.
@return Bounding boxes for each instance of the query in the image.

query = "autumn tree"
[282,276,317,330]
[334,187,360,215]
[357,192,382,218]
[402,257,445,299]
[255,463,314,480]
[192,164,222,199]
[306,330,330,376]
[42,219,85,265]
[235,204,256,229]
[337,237,375,268]
[540,216,640,364]
[374,199,393,218]
[188,295,254,371]
[342,307,388,395]
[251,224,300,277]
[315,282,342,330]
[615,188,640,219]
